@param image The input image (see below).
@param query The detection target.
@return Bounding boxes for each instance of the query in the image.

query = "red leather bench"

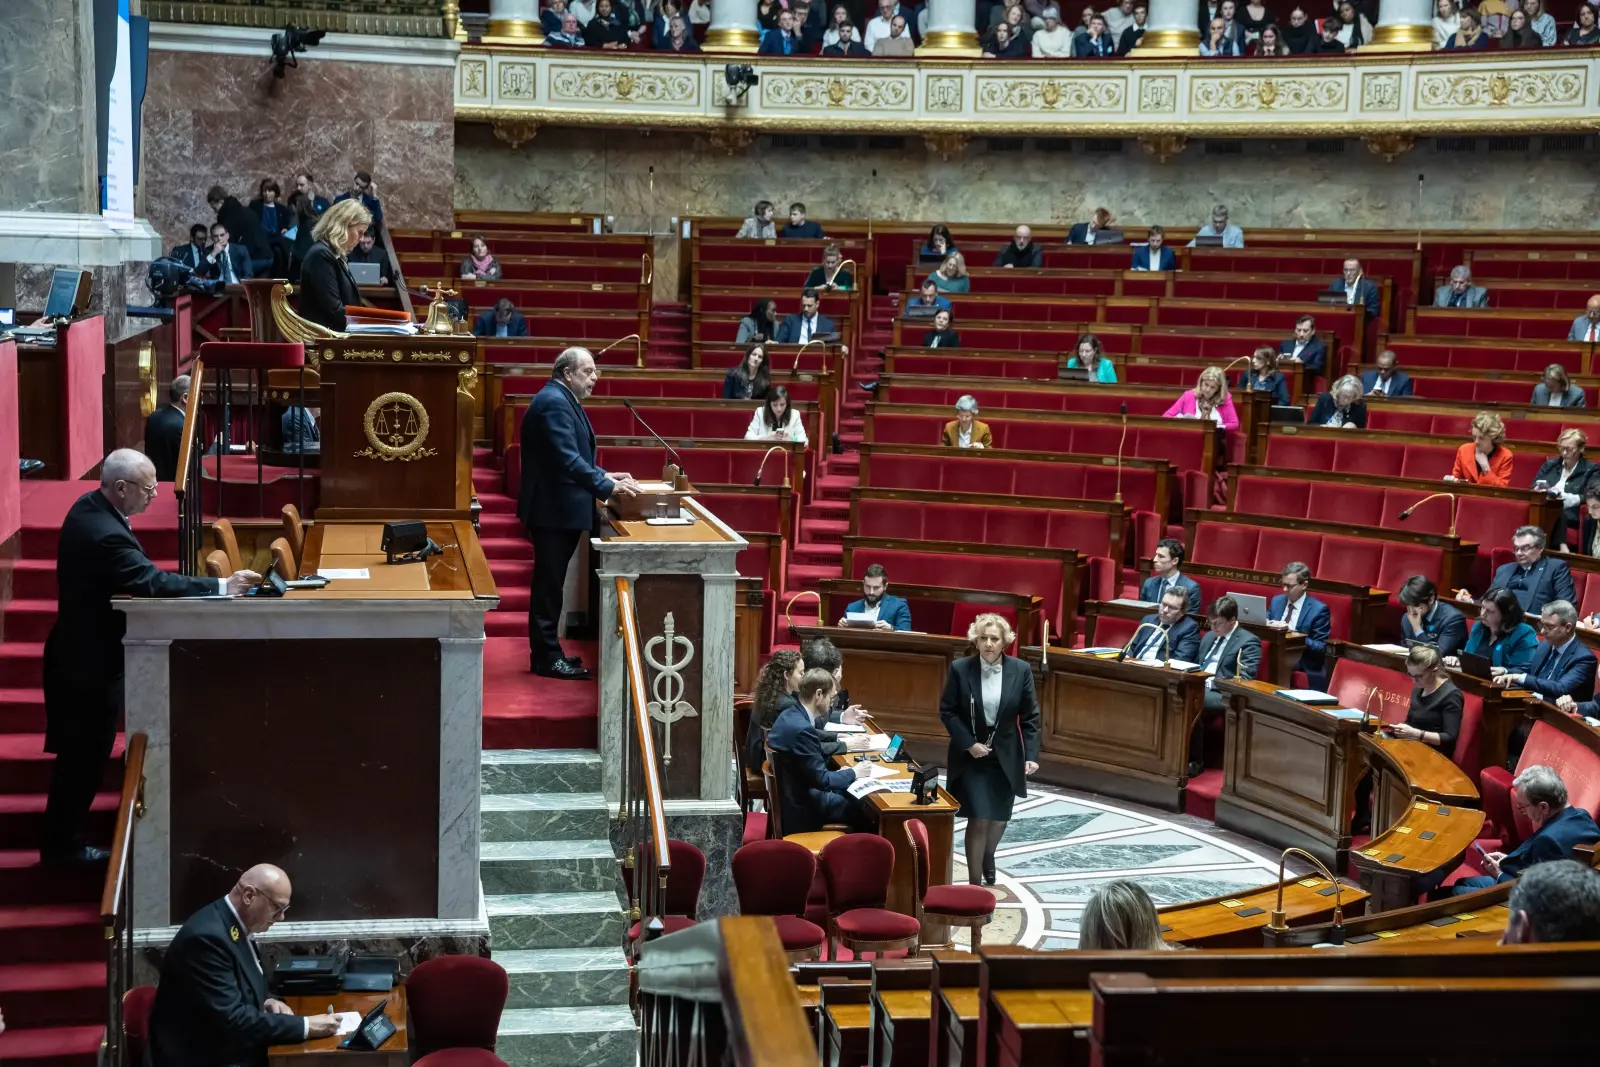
[1365,409,1600,446]
[1190,519,1447,603]
[1328,656,1486,781]
[1265,432,1548,486]
[882,384,1167,419]
[1397,374,1598,408]
[1410,308,1582,341]
[883,352,1062,379]
[1380,339,1585,375]
[1480,716,1600,849]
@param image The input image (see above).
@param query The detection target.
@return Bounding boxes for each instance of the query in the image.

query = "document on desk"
[848,778,913,798]
[824,722,866,733]
[333,1012,363,1036]
[858,762,900,780]
[1364,643,1410,654]
[853,733,891,752]
[315,568,370,580]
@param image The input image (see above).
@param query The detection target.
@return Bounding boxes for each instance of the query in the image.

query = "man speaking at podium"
[41,449,259,863]
[519,348,640,680]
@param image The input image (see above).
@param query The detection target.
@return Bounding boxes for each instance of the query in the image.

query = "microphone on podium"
[1397,491,1458,537]
[1267,847,1346,945]
[1113,401,1128,506]
[752,445,787,487]
[594,333,643,366]
[621,399,690,488]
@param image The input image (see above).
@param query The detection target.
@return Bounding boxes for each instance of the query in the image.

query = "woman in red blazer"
[1446,411,1515,487]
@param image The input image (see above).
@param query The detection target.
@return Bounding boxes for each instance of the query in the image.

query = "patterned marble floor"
[944,783,1285,951]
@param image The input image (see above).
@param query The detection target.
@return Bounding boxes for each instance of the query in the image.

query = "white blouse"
[979,659,1003,728]
[744,407,808,446]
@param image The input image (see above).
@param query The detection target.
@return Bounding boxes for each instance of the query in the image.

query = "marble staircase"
[481,749,637,1067]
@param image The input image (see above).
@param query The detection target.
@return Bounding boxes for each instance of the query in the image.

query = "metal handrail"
[100,732,147,1067]
[615,577,671,958]
[173,360,205,576]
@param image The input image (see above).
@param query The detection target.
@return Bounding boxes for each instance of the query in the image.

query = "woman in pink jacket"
[1163,366,1239,431]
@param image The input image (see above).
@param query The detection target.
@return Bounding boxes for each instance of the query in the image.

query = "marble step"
[496,1006,637,1067]
[480,840,619,895]
[486,891,628,950]
[481,793,613,842]
[481,749,602,796]
[497,947,630,1010]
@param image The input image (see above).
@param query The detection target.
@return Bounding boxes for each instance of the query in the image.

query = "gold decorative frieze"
[460,58,488,99]
[1415,67,1586,109]
[1361,72,1402,111]
[1138,75,1177,113]
[550,65,699,106]
[1191,76,1347,112]
[975,76,1125,113]
[760,74,914,111]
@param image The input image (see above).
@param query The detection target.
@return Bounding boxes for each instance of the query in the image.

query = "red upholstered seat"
[630,839,706,921]
[772,914,827,952]
[197,341,306,369]
[733,839,816,916]
[820,833,920,956]
[835,908,922,940]
[1328,658,1410,725]
[408,956,509,1057]
[1481,720,1600,847]
[414,1050,510,1067]
[1253,529,1324,575]
[923,884,998,917]
[123,985,156,1067]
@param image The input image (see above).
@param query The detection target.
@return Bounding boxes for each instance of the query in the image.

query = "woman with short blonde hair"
[300,197,374,332]
[1079,881,1171,951]
[309,196,372,256]
[1446,411,1513,486]
[931,251,971,293]
[1310,374,1368,429]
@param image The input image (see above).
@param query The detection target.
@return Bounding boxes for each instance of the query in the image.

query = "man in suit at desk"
[781,202,824,240]
[767,668,872,834]
[1453,766,1600,893]
[1501,859,1600,944]
[204,223,253,286]
[1473,525,1576,615]
[837,563,912,631]
[473,298,528,338]
[170,224,211,274]
[1492,600,1596,703]
[1360,349,1413,398]
[1138,538,1202,614]
[1330,258,1381,319]
[775,289,837,345]
[1066,207,1115,246]
[994,226,1043,269]
[517,348,642,680]
[1267,561,1331,690]
[1128,589,1201,664]
[1435,265,1489,309]
[148,863,340,1065]
[41,450,258,862]
[1190,596,1262,775]
[1399,575,1467,656]
[1129,225,1174,272]
[143,375,190,482]
[1569,294,1600,344]
[1276,315,1326,379]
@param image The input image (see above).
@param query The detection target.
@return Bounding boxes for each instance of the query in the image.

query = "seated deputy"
[1398,575,1467,656]
[1454,766,1600,891]
[1129,589,1201,664]
[837,563,912,630]
[767,668,874,834]
[1501,860,1600,944]
[1140,537,1202,614]
[1448,587,1538,674]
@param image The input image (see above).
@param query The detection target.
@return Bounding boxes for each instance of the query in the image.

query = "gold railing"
[100,732,148,1067]
[173,360,206,575]
[616,577,672,957]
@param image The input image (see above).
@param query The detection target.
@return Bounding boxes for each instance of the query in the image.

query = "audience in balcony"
[984,7,1032,53]
[1199,16,1242,53]
[1533,428,1597,537]
[1164,366,1239,430]
[1567,3,1600,45]
[687,0,710,22]
[804,245,854,291]
[757,0,782,28]
[473,298,529,338]
[542,0,571,33]
[568,0,596,23]
[545,11,586,45]
[782,203,824,239]
[994,226,1042,269]
[873,14,917,53]
[459,235,502,282]
[723,343,771,400]
[1533,365,1587,408]
[1140,538,1202,612]
[1238,0,1270,38]
[1075,12,1119,53]
[1568,294,1600,342]
[1334,0,1370,46]
[942,395,992,448]
[1332,258,1381,318]
[736,200,777,240]
[822,4,855,45]
[1444,6,1489,47]
[1079,881,1170,951]
[759,10,804,53]
[1268,560,1331,689]
[1067,334,1118,383]
[863,0,903,49]
[823,22,870,53]
[1444,411,1514,487]
[1032,7,1074,55]
[1399,575,1468,657]
[1130,225,1175,271]
[1217,0,1249,47]
[584,0,633,47]
[1117,2,1147,50]
[1283,5,1317,50]
[737,299,778,344]
[775,289,836,344]
[1435,265,1489,308]
[1104,0,1139,37]
[1432,0,1459,47]
[1453,766,1600,890]
[1361,350,1413,397]
[931,252,971,292]
[1309,375,1367,428]
[1576,485,1600,557]
[1449,587,1538,672]
[1188,203,1244,248]
[1239,346,1290,405]
[1500,8,1543,47]
[745,385,809,445]
[1068,207,1115,246]
[922,308,961,347]
[658,13,701,49]
[1252,22,1289,52]
[1276,314,1326,377]
[1315,14,1346,51]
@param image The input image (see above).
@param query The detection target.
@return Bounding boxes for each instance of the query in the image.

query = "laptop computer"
[1228,592,1271,625]
[1092,229,1125,246]
[1193,235,1224,247]
[1270,405,1307,424]
[348,261,382,285]
[1457,650,1495,680]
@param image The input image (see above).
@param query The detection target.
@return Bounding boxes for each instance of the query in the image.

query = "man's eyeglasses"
[123,480,157,497]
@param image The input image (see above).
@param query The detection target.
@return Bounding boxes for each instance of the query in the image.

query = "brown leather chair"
[203,550,231,579]
[268,537,296,581]
[210,519,243,574]
[280,504,304,564]
[734,697,763,812]
[763,758,845,855]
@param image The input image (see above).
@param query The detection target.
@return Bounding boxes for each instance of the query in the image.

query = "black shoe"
[1186,760,1203,778]
[982,860,996,886]
[535,660,593,681]
[562,654,584,668]
[43,844,109,864]
[831,432,844,456]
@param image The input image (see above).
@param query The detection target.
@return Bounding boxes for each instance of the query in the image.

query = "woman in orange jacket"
[1445,411,1515,487]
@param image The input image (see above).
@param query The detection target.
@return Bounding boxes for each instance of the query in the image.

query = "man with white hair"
[1452,765,1600,893]
[1435,265,1489,309]
[994,225,1042,269]
[42,449,260,862]
[1187,203,1245,248]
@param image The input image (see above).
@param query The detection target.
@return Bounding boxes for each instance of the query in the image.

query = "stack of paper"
[824,722,866,734]
[854,733,891,752]
[857,762,900,780]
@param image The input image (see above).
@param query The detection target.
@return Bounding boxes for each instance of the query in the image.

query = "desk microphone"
[1113,402,1128,505]
[1397,491,1457,537]
[622,399,690,487]
[753,445,787,487]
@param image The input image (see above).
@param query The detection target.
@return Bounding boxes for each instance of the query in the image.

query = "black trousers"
[41,680,121,855]
[1188,689,1226,767]
[528,525,583,667]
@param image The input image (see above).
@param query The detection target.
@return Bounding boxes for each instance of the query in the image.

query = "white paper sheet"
[824,722,866,733]
[334,1011,363,1036]
[857,762,900,780]
[316,568,370,580]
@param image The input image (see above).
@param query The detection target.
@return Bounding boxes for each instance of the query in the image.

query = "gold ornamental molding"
[358,392,438,463]
[147,1,449,37]
[1414,67,1587,110]
[975,75,1127,113]
[760,74,914,111]
[1190,75,1348,113]
[550,65,700,106]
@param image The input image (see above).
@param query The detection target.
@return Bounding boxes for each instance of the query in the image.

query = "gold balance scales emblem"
[355,391,439,462]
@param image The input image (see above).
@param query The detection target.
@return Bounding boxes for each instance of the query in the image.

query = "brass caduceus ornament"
[644,613,698,765]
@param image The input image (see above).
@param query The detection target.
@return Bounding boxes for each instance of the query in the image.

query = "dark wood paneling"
[635,574,703,798]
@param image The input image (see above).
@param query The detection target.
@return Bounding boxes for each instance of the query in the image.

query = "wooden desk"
[268,988,407,1067]
[988,988,1093,1067]
[1215,679,1367,871]
[296,520,497,599]
[1021,647,1209,811]
[1156,875,1369,949]
[791,626,969,748]
[1086,599,1306,687]
[940,987,982,1067]
[873,989,932,1067]
[832,747,960,927]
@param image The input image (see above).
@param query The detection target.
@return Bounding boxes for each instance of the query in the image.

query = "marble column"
[485,0,541,39]
[917,0,981,54]
[704,0,761,52]
[1134,0,1201,53]
[1365,0,1434,50]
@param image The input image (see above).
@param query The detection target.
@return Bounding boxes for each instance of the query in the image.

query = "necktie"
[1589,323,1598,343]
[221,251,236,284]
[802,317,813,343]
[1451,291,1464,307]
[1204,637,1225,673]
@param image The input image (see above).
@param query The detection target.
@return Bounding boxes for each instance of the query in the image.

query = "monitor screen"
[44,269,89,319]
[0,308,14,326]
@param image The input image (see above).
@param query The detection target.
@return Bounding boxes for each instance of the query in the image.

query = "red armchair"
[732,839,826,961]
[818,834,921,960]
[407,955,509,1058]
[123,984,157,1067]
[907,818,995,949]
[628,838,706,942]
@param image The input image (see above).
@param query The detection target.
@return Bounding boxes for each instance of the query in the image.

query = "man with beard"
[837,563,912,631]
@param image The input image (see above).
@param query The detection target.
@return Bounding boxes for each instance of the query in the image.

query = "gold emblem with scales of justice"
[356,391,438,462]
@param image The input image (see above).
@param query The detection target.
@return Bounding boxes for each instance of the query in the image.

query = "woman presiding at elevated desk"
[296,197,373,332]
[939,614,1041,887]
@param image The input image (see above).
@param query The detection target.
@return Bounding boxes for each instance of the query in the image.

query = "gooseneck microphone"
[1113,402,1128,506]
[752,445,787,487]
[1397,491,1458,537]
[622,398,689,487]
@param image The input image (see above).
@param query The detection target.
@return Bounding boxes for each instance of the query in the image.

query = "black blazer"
[1198,626,1262,681]
[472,309,529,337]
[295,242,360,332]
[1400,600,1468,656]
[148,898,306,1067]
[518,379,613,531]
[939,654,1041,802]
[144,405,187,482]
[170,243,208,273]
[216,196,272,262]
[1533,456,1600,529]
[921,328,960,348]
[1308,392,1368,428]
[1490,556,1576,616]
[1131,613,1202,663]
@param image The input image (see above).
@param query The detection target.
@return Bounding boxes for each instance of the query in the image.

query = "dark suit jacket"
[472,309,529,337]
[822,39,870,54]
[921,328,960,348]
[1139,573,1202,614]
[1073,31,1116,55]
[1400,601,1468,656]
[757,28,801,52]
[1277,337,1327,376]
[775,312,837,344]
[1533,456,1600,531]
[1531,383,1587,408]
[1198,627,1262,682]
[1330,275,1381,319]
[295,242,361,333]
[247,198,289,235]
[1116,24,1144,52]
[1491,556,1577,615]
[215,196,272,263]
[939,654,1041,801]
[1496,806,1600,882]
[148,898,305,1067]
[518,379,613,532]
[1269,593,1332,688]
[844,593,912,630]
[44,491,214,751]
[1360,369,1414,397]
[1130,245,1175,271]
[1131,613,1201,663]
[781,221,825,239]
[169,243,208,274]
[994,242,1043,269]
[1067,222,1110,245]
[144,405,187,482]
[205,244,253,283]
[1519,637,1598,701]
[1308,393,1368,428]
[767,702,856,834]
[1238,369,1290,406]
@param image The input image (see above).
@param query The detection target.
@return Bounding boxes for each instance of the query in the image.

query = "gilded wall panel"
[1137,75,1177,113]
[1360,71,1402,112]
[926,74,963,112]
[460,58,488,100]
[974,76,1127,113]
[1414,67,1587,110]
[759,74,915,111]
[548,64,700,107]
[1190,76,1348,113]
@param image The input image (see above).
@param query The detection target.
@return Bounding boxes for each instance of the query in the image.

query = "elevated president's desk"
[122,520,497,937]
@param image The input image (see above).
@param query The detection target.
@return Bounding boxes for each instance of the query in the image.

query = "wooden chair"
[280,503,304,564]
[907,818,995,951]
[203,550,230,579]
[210,519,243,574]
[731,839,825,963]
[268,537,296,581]
[818,834,921,961]
[734,697,763,813]
[762,759,845,855]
